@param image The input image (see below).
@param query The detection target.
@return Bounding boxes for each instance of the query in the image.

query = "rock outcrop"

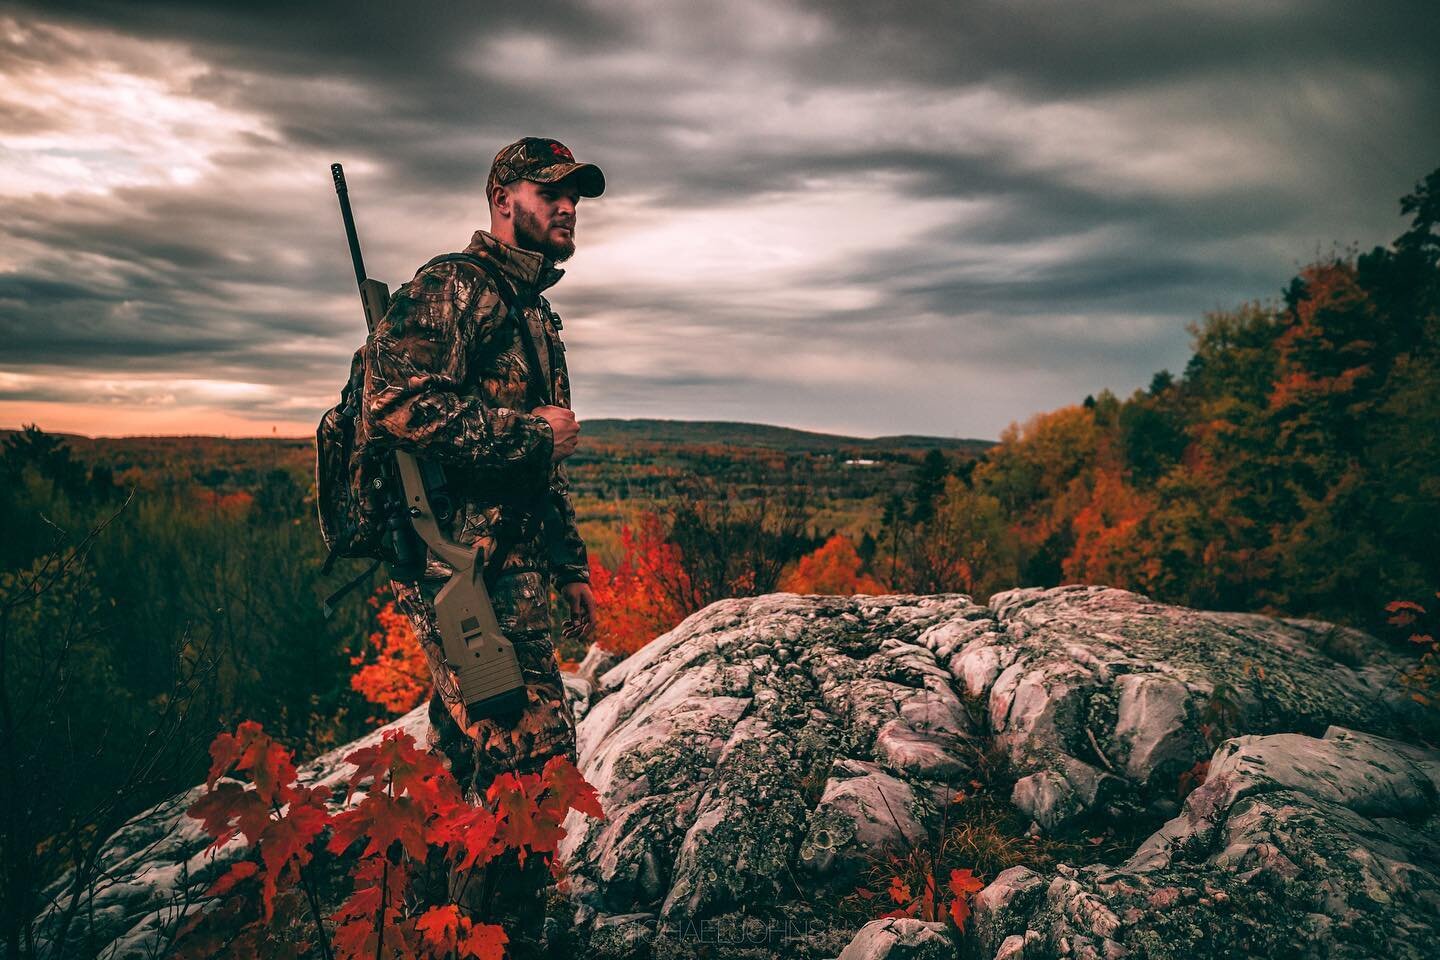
[560,592,985,934]
[42,586,1436,959]
[971,726,1440,959]
[969,587,1406,830]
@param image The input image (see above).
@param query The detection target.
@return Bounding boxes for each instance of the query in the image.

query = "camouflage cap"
[488,137,605,197]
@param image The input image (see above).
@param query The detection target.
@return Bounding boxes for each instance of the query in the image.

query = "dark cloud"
[1,0,1437,438]
[792,1,1440,96]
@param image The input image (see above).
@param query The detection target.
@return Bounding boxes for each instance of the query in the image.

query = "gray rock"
[1112,672,1193,784]
[576,641,625,688]
[585,911,658,956]
[971,866,1045,951]
[560,593,984,928]
[836,917,956,960]
[874,719,970,781]
[797,760,926,892]
[979,585,1410,829]
[563,669,595,721]
[974,727,1440,960]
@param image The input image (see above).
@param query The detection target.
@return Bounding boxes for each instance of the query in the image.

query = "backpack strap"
[418,253,553,408]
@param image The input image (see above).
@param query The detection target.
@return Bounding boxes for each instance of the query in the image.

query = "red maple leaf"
[343,730,443,803]
[247,739,300,805]
[329,857,389,925]
[920,872,937,922]
[947,868,985,931]
[188,781,272,851]
[257,796,329,920]
[539,754,605,820]
[487,770,547,858]
[457,921,508,960]
[415,905,461,951]
[205,721,298,807]
[330,917,370,959]
[205,720,266,788]
[330,858,414,959]
[437,802,502,872]
[327,793,428,861]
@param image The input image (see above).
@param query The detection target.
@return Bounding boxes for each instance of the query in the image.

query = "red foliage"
[179,722,606,960]
[946,868,985,929]
[1177,759,1211,800]
[193,489,255,516]
[1062,468,1157,587]
[1267,261,1376,413]
[349,588,429,719]
[1387,590,1440,708]
[587,512,698,654]
[876,866,984,932]
[779,534,888,595]
[185,721,330,922]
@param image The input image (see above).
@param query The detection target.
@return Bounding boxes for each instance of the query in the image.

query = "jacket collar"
[462,229,565,300]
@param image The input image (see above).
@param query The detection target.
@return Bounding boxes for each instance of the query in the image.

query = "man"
[358,136,603,956]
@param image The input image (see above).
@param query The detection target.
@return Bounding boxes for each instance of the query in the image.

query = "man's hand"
[534,404,579,462]
[559,581,596,644]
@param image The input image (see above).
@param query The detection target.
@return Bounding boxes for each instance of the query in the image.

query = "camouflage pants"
[390,570,577,955]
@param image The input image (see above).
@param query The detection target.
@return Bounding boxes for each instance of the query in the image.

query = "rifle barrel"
[331,162,367,291]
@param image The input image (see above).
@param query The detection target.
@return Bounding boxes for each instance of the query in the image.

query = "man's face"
[506,177,581,263]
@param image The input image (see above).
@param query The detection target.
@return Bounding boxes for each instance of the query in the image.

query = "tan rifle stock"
[333,163,525,721]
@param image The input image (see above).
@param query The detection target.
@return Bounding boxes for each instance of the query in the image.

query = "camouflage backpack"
[314,252,538,609]
[315,341,389,573]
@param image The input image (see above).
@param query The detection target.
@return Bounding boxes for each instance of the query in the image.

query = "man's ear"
[488,182,511,220]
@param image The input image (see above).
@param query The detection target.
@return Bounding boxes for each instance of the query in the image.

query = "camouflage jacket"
[358,229,589,589]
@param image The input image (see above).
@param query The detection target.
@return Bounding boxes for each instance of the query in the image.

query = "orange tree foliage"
[193,488,255,517]
[587,511,700,655]
[778,533,888,595]
[969,404,1099,585]
[178,720,604,960]
[349,587,429,720]
[1062,467,1157,588]
[904,166,1440,631]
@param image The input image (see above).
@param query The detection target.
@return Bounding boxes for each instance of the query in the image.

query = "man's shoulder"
[398,254,506,315]
[407,253,501,294]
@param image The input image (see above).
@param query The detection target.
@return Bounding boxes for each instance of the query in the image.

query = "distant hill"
[572,419,993,455]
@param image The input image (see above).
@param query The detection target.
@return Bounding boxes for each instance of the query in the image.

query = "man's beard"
[513,204,576,263]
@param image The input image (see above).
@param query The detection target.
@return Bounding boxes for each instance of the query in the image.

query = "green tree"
[909,449,949,524]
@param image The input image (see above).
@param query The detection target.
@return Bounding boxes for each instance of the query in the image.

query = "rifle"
[331,162,526,722]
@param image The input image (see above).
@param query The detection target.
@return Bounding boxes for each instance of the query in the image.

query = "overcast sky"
[1,1,1436,440]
